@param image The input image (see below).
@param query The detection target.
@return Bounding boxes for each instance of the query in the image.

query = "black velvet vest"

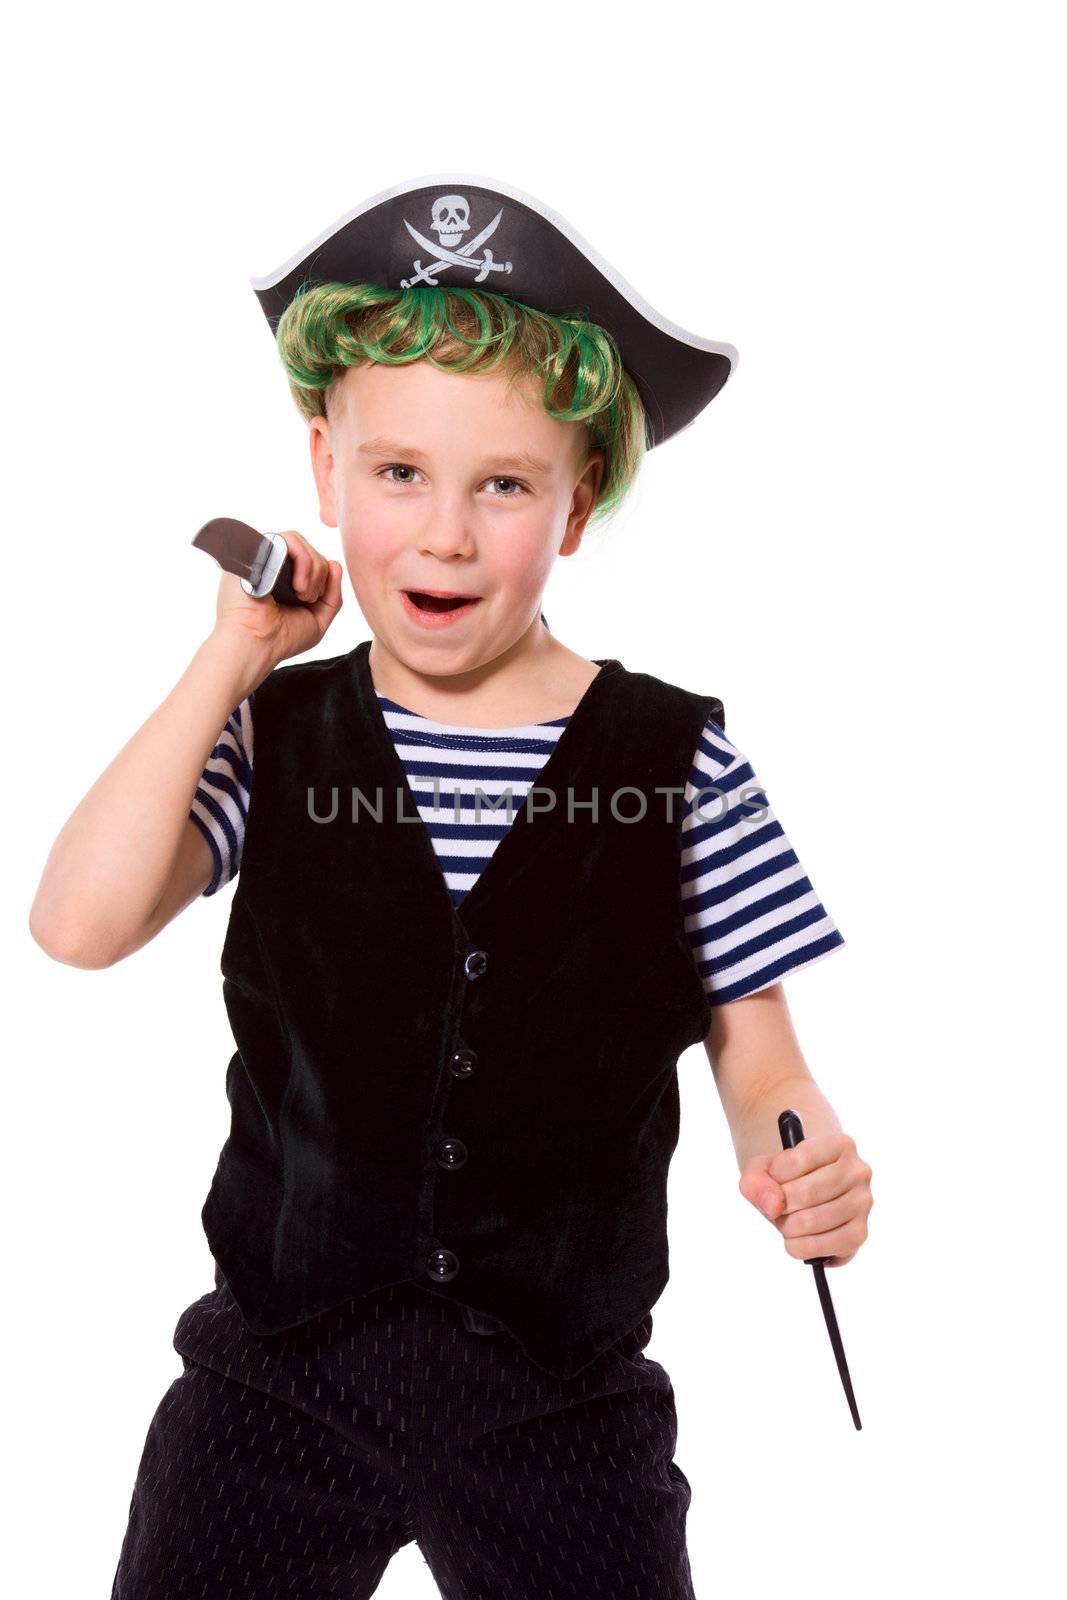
[202,637,724,1378]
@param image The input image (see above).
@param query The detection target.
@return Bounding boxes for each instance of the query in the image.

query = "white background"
[7,3,1064,1594]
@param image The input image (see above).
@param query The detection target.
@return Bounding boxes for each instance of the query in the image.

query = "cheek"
[338,502,404,576]
[490,519,560,593]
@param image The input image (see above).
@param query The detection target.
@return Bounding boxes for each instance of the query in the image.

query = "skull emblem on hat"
[431,195,470,249]
[400,194,513,288]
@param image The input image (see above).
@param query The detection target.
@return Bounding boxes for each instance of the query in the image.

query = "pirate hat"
[249,172,737,449]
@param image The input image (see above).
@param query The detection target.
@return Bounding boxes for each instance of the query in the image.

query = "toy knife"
[192,517,302,606]
[779,1108,863,1430]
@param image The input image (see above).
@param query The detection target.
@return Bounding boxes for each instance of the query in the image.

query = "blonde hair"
[273,280,649,530]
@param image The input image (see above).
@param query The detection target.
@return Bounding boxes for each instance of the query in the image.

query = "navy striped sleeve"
[189,692,255,896]
[680,713,845,1005]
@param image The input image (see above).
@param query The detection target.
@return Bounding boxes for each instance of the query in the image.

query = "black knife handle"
[778,1109,805,1150]
[778,1110,831,1265]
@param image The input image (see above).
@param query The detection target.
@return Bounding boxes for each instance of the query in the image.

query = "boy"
[31,174,873,1598]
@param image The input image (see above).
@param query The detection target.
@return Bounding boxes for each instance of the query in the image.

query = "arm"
[28,630,273,968]
[705,982,874,1267]
[28,534,344,969]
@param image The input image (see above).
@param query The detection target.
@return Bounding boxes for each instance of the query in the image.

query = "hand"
[212,530,344,668]
[739,1133,874,1267]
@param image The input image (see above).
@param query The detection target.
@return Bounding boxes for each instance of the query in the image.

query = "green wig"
[273,281,649,532]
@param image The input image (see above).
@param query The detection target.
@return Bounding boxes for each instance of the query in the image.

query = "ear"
[561,448,605,554]
[309,413,339,529]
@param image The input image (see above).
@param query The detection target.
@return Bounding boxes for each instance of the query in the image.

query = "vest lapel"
[345,638,625,933]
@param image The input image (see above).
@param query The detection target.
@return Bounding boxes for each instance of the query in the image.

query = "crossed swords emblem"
[400,208,513,288]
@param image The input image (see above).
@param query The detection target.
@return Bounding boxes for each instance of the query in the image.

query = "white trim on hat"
[249,171,738,372]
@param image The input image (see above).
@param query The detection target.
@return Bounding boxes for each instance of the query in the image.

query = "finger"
[738,1168,786,1219]
[295,539,331,603]
[293,549,318,599]
[306,562,345,627]
[217,570,249,602]
[778,1141,871,1210]
[777,1188,862,1240]
[767,1131,852,1184]
[307,559,328,603]
[782,1215,868,1262]
[278,530,322,599]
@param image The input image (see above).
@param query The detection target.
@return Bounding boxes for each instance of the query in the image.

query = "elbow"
[27,901,122,969]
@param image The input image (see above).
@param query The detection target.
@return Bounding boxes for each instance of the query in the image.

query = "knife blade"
[778,1108,863,1430]
[192,517,301,606]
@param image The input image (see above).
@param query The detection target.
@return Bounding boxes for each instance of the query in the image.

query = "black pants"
[110,1266,697,1598]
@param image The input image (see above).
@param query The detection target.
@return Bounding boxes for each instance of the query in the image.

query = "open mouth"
[405,591,481,612]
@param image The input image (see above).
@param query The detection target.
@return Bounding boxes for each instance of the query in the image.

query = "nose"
[415,504,478,561]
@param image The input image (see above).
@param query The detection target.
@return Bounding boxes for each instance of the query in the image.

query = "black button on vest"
[426,1248,460,1282]
[437,1138,467,1170]
[203,637,723,1378]
[464,948,488,979]
[449,1046,478,1079]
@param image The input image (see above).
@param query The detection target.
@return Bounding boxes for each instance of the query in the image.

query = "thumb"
[739,1159,786,1220]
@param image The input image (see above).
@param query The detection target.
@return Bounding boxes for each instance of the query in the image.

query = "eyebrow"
[356,435,556,476]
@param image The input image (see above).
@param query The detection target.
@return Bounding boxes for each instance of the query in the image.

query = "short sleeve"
[189,692,255,896]
[680,712,845,1005]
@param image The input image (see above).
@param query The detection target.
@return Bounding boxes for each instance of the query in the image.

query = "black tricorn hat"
[249,172,738,449]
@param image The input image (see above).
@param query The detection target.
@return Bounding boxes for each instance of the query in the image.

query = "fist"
[739,1132,874,1267]
[213,529,344,666]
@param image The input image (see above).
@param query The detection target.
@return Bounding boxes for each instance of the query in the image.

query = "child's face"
[309,359,604,673]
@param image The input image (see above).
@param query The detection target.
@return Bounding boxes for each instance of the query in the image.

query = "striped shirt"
[190,690,845,1006]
